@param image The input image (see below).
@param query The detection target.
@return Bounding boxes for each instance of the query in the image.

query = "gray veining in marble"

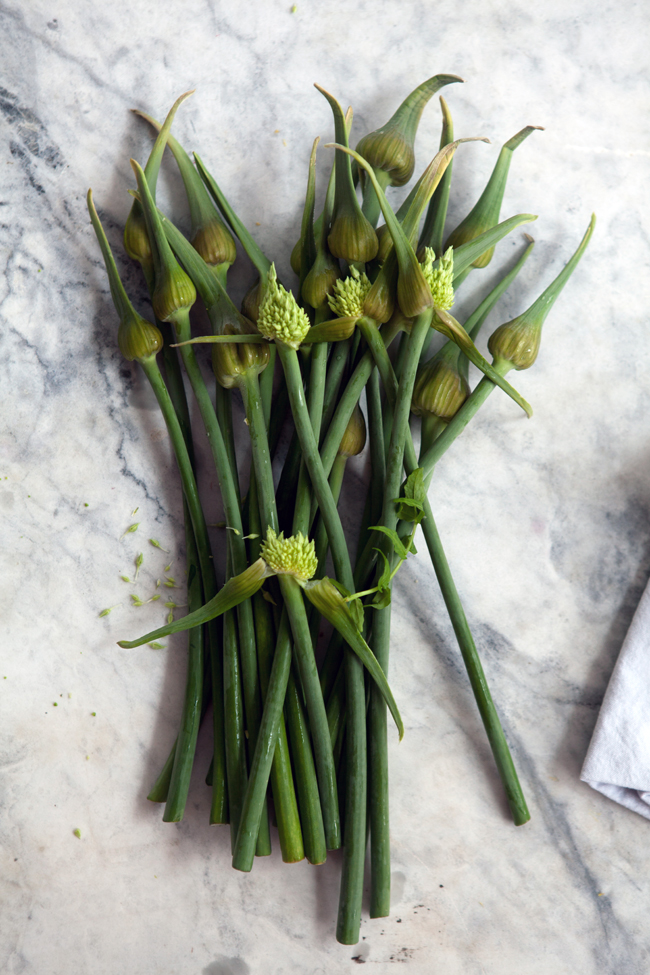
[2,0,650,972]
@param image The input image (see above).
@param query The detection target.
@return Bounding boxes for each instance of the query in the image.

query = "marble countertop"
[2,1,650,972]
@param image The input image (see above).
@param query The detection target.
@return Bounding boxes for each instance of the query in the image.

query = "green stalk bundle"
[88,77,594,946]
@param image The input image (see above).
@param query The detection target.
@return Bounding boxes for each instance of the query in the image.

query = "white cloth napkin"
[581,575,650,818]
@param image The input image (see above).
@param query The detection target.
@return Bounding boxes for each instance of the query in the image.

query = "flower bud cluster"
[327,266,372,320]
[257,265,311,349]
[261,529,318,582]
[420,246,455,310]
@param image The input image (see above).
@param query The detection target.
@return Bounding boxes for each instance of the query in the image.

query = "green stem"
[420,498,530,824]
[232,611,293,872]
[242,372,279,536]
[249,477,305,864]
[276,340,367,942]
[162,527,204,822]
[222,601,248,848]
[173,314,265,826]
[336,647,366,945]
[276,344,353,592]
[139,356,228,822]
[278,573,340,850]
[368,309,433,919]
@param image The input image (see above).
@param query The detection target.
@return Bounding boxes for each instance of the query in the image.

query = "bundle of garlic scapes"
[87,76,594,945]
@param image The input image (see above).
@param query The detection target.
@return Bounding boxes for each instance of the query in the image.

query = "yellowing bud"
[338,403,366,457]
[212,321,270,389]
[261,529,318,582]
[356,127,415,188]
[412,355,469,419]
[152,264,196,323]
[191,218,236,267]
[328,209,379,264]
[241,278,263,324]
[118,313,164,362]
[123,203,152,269]
[302,250,341,310]
[363,255,397,324]
[488,315,541,371]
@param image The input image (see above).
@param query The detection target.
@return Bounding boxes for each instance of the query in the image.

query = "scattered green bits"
[53,702,58,706]
[149,538,169,552]
[99,607,114,617]
[120,522,140,540]
[120,575,131,583]
[134,552,144,580]
[91,712,96,717]
[73,828,81,839]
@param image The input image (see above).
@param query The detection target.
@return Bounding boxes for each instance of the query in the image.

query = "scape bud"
[412,353,469,419]
[328,207,379,264]
[338,402,366,457]
[241,278,263,323]
[445,125,543,269]
[118,313,164,362]
[212,321,269,389]
[123,202,152,270]
[152,263,196,323]
[302,247,341,309]
[191,217,236,267]
[355,73,462,187]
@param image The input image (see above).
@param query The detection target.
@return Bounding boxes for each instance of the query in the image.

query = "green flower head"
[257,264,311,349]
[261,529,318,582]
[420,246,455,311]
[327,266,372,320]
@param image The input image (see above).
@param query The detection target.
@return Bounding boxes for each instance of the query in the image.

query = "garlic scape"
[315,84,379,263]
[297,137,319,301]
[355,73,462,226]
[134,108,236,271]
[364,136,482,323]
[87,190,163,363]
[124,90,194,281]
[130,159,197,328]
[194,152,271,281]
[421,215,595,479]
[445,124,544,275]
[489,214,596,372]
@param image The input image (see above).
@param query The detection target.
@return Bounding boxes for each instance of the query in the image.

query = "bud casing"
[118,313,164,362]
[211,320,269,389]
[412,354,469,418]
[338,402,366,457]
[152,264,197,323]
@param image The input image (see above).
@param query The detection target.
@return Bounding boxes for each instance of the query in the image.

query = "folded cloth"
[581,575,650,818]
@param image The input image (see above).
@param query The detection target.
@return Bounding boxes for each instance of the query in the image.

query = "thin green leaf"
[369,525,408,561]
[117,558,269,648]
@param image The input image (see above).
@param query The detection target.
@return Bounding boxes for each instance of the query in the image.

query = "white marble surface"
[2,0,650,972]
